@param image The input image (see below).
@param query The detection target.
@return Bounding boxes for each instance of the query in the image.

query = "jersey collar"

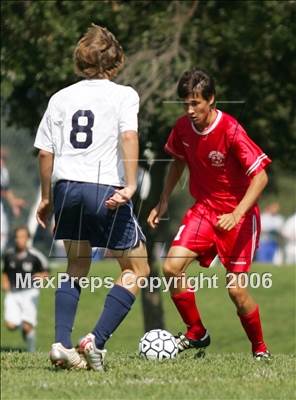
[16,250,28,259]
[82,79,110,84]
[190,109,222,135]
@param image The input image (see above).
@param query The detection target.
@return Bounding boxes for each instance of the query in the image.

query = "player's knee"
[22,322,33,334]
[5,321,18,330]
[163,259,182,278]
[130,261,150,278]
[122,242,150,278]
[141,263,150,278]
[67,258,91,279]
[228,287,248,307]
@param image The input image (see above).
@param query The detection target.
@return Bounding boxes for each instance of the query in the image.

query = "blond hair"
[74,24,125,79]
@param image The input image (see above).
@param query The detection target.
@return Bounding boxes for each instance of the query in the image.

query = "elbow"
[121,131,138,143]
[38,149,53,159]
[38,150,54,162]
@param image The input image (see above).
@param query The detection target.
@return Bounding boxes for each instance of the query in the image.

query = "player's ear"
[209,95,215,107]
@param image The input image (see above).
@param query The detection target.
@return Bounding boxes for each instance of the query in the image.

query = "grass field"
[1,261,296,399]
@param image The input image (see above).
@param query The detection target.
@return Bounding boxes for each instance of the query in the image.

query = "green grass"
[1,352,295,400]
[1,262,296,399]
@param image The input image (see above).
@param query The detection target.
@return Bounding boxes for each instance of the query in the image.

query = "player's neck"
[194,109,217,132]
[16,246,27,253]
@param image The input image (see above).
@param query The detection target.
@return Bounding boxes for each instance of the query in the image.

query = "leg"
[64,239,92,279]
[216,208,270,357]
[227,273,256,314]
[22,321,36,352]
[114,240,150,295]
[55,240,91,348]
[79,241,150,371]
[4,292,22,338]
[227,272,268,354]
[20,288,40,352]
[163,245,196,295]
[164,246,209,346]
[90,241,150,349]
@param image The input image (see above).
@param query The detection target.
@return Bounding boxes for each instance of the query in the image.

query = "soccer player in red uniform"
[148,69,271,360]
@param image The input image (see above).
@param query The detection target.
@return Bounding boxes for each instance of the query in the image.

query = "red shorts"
[171,203,261,272]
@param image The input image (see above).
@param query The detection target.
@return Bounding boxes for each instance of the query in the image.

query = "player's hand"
[147,199,168,229]
[216,212,242,231]
[10,196,26,217]
[105,186,136,209]
[36,199,52,229]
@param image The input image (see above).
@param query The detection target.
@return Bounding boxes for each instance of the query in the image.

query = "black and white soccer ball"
[139,329,178,360]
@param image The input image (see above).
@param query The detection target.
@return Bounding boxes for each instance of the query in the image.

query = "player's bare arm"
[3,190,26,217]
[147,158,186,228]
[1,273,11,292]
[36,150,54,228]
[105,130,139,209]
[217,169,268,231]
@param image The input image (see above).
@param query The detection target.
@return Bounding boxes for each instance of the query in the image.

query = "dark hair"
[14,225,31,238]
[177,69,215,100]
[74,24,125,79]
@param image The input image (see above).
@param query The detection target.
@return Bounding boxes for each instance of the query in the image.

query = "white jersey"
[34,79,139,186]
[1,164,10,192]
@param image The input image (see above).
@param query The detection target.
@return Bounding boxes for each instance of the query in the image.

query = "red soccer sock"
[171,289,206,340]
[238,305,267,353]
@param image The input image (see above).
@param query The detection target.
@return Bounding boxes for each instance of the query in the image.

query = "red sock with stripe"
[171,289,206,340]
[238,305,267,353]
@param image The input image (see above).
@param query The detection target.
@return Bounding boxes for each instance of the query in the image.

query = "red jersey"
[165,110,271,212]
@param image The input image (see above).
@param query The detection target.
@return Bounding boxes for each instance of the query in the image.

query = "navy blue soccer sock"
[92,284,135,349]
[55,279,81,349]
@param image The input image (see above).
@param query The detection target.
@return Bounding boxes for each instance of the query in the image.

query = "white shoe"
[79,333,107,371]
[49,342,87,370]
[253,350,272,361]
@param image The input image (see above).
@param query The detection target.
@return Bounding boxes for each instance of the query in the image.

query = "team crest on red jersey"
[208,151,225,167]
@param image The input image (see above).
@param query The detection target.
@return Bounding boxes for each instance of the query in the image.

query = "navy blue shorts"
[53,180,146,250]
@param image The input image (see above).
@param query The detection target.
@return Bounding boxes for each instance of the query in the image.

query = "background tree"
[2,0,295,331]
[2,0,295,165]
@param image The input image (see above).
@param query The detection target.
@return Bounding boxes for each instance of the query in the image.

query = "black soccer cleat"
[253,350,272,361]
[175,330,211,353]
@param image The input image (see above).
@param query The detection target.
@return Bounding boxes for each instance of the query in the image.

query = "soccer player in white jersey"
[2,226,49,352]
[1,149,26,252]
[34,24,150,371]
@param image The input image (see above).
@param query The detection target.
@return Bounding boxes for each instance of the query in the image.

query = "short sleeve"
[231,126,271,177]
[0,166,10,191]
[34,105,54,153]
[119,87,139,134]
[164,125,185,160]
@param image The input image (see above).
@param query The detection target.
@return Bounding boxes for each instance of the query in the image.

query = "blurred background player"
[2,226,49,352]
[281,211,296,265]
[148,68,272,360]
[256,202,284,264]
[34,24,150,371]
[1,147,26,253]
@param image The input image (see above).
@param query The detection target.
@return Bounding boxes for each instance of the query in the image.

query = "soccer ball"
[139,329,178,360]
